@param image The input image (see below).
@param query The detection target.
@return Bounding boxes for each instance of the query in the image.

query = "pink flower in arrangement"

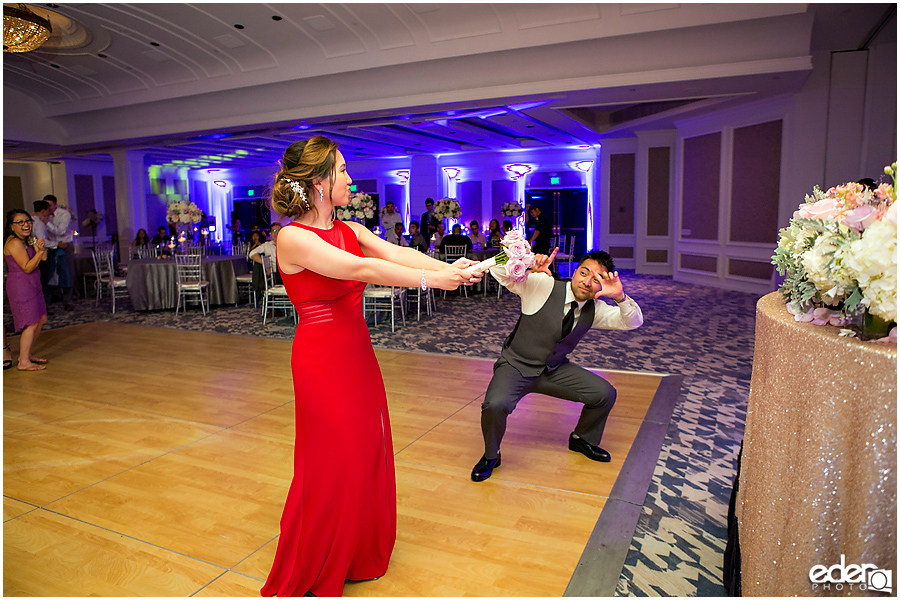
[841,205,880,232]
[875,183,894,202]
[794,197,840,221]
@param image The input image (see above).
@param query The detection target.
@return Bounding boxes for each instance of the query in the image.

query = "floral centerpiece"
[433,198,462,220]
[464,230,536,283]
[772,163,897,340]
[335,192,375,221]
[501,202,523,218]
[166,200,203,225]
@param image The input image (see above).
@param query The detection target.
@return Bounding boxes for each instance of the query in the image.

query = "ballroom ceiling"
[3,3,895,170]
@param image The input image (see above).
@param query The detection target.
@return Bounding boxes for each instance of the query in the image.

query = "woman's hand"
[450,256,478,270]
[430,264,482,290]
[34,238,45,253]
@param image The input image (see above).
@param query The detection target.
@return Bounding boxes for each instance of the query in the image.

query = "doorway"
[525,188,588,259]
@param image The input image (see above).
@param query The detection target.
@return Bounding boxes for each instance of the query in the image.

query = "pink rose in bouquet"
[506,259,528,281]
[842,205,879,232]
[794,197,840,221]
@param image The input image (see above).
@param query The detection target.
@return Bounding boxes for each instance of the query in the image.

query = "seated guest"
[487,219,503,244]
[151,225,169,246]
[407,221,427,253]
[502,220,513,235]
[250,223,282,293]
[439,223,473,254]
[385,222,406,245]
[248,230,265,252]
[132,228,151,249]
[468,220,488,250]
[431,221,446,250]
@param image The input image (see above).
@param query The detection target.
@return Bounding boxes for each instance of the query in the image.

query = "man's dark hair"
[452,224,461,234]
[409,220,420,229]
[503,220,512,229]
[33,200,49,212]
[43,194,57,203]
[385,200,394,206]
[425,197,434,204]
[578,250,615,273]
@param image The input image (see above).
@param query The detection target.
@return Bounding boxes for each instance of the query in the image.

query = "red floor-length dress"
[261,220,396,597]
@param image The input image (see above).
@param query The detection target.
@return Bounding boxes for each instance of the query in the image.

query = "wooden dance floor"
[4,322,673,597]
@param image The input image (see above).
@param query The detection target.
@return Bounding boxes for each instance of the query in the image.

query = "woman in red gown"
[261,137,480,597]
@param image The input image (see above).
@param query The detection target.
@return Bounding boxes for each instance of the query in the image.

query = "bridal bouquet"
[433,198,462,220]
[465,230,536,283]
[81,209,103,228]
[772,163,897,332]
[501,202,523,217]
[167,200,203,225]
[336,192,375,221]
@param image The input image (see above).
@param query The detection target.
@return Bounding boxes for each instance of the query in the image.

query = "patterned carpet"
[7,271,758,597]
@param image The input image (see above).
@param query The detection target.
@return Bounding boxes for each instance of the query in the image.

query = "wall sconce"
[505,164,532,180]
[574,160,594,172]
[443,167,461,180]
[396,170,410,184]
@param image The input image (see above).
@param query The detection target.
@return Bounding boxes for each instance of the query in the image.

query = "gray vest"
[499,279,595,377]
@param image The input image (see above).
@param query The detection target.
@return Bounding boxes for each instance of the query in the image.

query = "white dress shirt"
[380,211,402,236]
[31,215,47,243]
[249,240,276,261]
[489,268,643,330]
[45,207,74,248]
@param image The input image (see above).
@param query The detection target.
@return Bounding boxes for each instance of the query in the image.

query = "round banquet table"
[736,293,896,596]
[125,255,249,311]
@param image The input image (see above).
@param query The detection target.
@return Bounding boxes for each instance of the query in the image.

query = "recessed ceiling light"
[272,15,282,21]
[234,24,244,29]
[149,41,159,46]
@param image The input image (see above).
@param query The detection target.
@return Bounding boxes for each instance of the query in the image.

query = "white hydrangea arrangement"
[773,163,897,336]
[335,192,375,221]
[500,202,523,217]
[433,198,462,220]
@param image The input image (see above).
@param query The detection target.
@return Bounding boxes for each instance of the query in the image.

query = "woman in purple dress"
[4,209,49,371]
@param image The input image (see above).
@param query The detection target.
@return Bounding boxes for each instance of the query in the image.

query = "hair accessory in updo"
[282,178,310,210]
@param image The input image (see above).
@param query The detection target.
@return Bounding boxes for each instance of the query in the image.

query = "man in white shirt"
[471,248,644,482]
[380,201,402,237]
[43,195,76,311]
[468,220,488,250]
[31,200,51,300]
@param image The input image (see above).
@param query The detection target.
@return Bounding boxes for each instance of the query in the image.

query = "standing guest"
[526,204,552,255]
[468,220,488,250]
[261,136,480,598]
[3,210,49,371]
[420,197,439,241]
[487,218,503,245]
[44,195,75,311]
[407,220,428,253]
[380,201,402,237]
[439,223,473,254]
[31,200,51,300]
[471,248,643,482]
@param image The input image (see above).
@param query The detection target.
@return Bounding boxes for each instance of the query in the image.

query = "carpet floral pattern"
[8,271,758,597]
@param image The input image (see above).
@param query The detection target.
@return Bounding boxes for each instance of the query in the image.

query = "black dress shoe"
[568,434,611,462]
[471,453,501,482]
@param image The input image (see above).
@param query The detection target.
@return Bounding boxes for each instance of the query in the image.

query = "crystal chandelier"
[4,3,52,53]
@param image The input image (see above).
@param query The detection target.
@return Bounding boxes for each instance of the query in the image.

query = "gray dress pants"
[480,358,617,459]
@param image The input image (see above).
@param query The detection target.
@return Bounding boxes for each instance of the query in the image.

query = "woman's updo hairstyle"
[271,136,339,218]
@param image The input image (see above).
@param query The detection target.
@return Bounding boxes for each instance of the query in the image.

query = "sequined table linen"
[738,293,896,596]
